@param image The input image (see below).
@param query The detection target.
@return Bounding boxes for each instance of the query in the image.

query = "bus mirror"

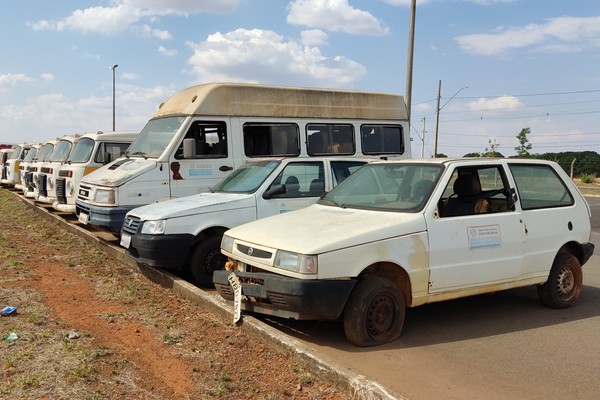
[183,138,196,159]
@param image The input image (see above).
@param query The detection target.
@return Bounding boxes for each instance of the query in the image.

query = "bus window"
[306,124,354,156]
[361,125,404,155]
[243,123,300,157]
[176,121,228,159]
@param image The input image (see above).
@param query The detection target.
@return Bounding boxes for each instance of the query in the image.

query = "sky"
[1,0,599,158]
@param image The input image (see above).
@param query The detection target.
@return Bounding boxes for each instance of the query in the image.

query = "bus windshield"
[126,116,186,159]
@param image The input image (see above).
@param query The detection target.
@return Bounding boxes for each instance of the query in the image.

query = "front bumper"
[122,232,196,269]
[75,199,136,233]
[213,270,357,320]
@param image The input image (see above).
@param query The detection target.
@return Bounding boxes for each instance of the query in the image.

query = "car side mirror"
[507,187,518,210]
[262,184,286,199]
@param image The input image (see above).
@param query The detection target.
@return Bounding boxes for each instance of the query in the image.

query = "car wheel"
[189,235,228,288]
[537,252,582,308]
[343,277,405,347]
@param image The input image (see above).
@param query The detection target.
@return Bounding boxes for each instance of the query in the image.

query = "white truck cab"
[215,158,594,347]
[25,139,59,199]
[76,83,411,233]
[36,135,82,204]
[120,156,370,287]
[52,130,138,213]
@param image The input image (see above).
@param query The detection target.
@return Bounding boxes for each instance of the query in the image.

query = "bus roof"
[154,83,407,121]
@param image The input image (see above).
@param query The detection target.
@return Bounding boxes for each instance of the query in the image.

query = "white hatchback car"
[214,158,595,347]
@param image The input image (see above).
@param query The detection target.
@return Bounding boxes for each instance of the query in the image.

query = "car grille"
[122,215,141,235]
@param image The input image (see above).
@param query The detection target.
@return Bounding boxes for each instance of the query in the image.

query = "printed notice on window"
[467,224,501,249]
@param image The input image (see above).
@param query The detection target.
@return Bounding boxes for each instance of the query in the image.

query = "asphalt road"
[254,196,600,400]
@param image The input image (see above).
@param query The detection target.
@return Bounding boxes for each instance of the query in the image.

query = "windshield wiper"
[319,198,341,208]
[131,151,148,159]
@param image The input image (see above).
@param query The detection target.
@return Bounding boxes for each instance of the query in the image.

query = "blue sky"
[1,0,599,157]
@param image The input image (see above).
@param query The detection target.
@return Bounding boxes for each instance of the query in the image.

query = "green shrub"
[580,173,595,184]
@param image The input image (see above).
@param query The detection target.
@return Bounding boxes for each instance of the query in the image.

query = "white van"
[0,147,15,183]
[120,156,370,287]
[36,135,82,203]
[2,143,38,188]
[15,143,42,192]
[76,83,411,233]
[52,130,138,213]
[25,139,59,199]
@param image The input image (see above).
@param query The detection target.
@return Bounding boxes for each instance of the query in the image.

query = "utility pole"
[433,80,441,157]
[421,117,426,158]
[111,64,118,131]
[405,0,417,124]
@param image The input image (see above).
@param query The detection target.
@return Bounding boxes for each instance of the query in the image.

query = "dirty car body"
[214,158,594,347]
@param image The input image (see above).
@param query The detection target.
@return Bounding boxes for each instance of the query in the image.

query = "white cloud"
[28,4,143,35]
[0,73,35,93]
[121,73,139,80]
[456,16,600,56]
[287,0,389,36]
[185,28,366,87]
[40,74,55,82]
[158,46,178,57]
[27,0,240,35]
[140,24,173,40]
[123,0,240,15]
[468,96,523,111]
[301,29,328,46]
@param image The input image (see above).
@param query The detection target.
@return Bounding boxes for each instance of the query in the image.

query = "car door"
[426,164,527,293]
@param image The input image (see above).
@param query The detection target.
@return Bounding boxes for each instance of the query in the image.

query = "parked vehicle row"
[2,82,594,348]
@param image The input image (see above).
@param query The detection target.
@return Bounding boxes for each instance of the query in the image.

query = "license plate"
[228,272,242,324]
[120,233,131,249]
[78,212,89,225]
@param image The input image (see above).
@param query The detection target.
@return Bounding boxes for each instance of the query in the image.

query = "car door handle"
[219,165,234,172]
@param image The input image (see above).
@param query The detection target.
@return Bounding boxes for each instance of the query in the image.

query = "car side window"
[268,162,324,198]
[509,164,574,210]
[439,166,511,217]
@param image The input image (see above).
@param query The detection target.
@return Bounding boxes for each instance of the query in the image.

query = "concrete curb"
[14,192,405,400]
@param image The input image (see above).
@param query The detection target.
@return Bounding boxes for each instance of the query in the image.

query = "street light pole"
[405,0,417,124]
[111,64,118,131]
[433,81,469,157]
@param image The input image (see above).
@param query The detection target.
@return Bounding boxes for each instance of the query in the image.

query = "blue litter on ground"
[0,306,17,316]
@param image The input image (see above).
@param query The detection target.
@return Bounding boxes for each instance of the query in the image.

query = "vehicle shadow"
[257,283,600,351]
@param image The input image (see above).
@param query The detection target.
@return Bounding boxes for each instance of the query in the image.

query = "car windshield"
[125,116,186,159]
[320,163,443,212]
[49,140,74,162]
[67,137,95,163]
[212,160,281,193]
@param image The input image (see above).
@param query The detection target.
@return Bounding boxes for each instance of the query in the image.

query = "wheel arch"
[186,226,229,263]
[357,262,412,307]
[558,241,586,265]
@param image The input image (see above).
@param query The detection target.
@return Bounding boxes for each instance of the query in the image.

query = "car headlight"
[94,189,115,204]
[48,177,54,190]
[221,234,234,254]
[141,220,166,235]
[274,250,318,274]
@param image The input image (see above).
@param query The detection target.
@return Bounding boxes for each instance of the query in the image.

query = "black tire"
[537,252,582,309]
[189,235,228,288]
[343,277,405,347]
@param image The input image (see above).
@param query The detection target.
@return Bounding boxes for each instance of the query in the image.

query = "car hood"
[227,204,426,254]
[128,192,256,220]
[81,158,157,187]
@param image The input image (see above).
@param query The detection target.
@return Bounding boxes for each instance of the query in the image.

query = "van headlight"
[94,189,115,204]
[66,181,74,196]
[274,251,318,274]
[141,220,166,235]
[221,234,234,254]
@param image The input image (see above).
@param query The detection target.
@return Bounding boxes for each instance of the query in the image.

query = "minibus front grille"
[56,178,66,204]
[38,175,47,197]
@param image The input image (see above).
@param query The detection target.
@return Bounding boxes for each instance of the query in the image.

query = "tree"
[463,152,482,157]
[484,139,504,158]
[514,128,532,157]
